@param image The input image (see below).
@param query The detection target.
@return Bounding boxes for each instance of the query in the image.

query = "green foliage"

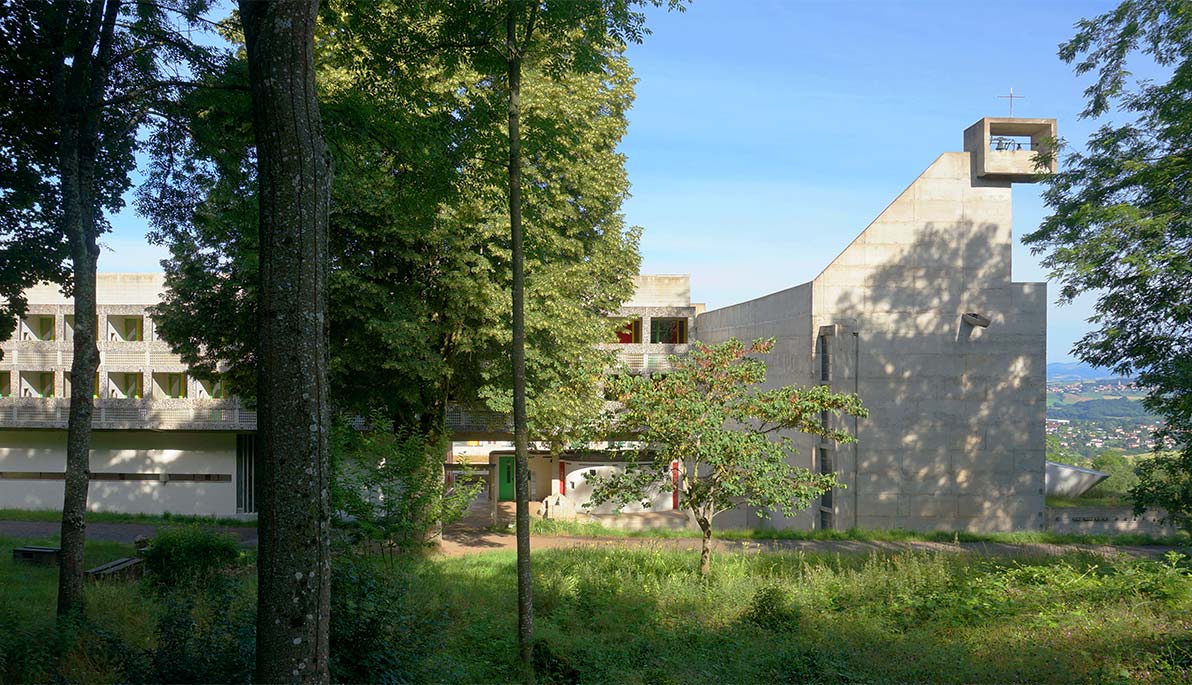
[1025,0,1192,527]
[1132,450,1192,533]
[0,0,224,355]
[3,537,1192,683]
[588,338,867,562]
[141,526,242,590]
[125,581,256,685]
[741,585,800,632]
[141,2,640,439]
[1048,397,1157,421]
[329,555,447,684]
[332,420,482,550]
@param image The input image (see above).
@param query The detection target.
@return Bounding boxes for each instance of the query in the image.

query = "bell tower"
[963,117,1057,182]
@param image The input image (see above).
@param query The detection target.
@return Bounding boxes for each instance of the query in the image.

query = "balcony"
[600,344,688,374]
[0,397,256,431]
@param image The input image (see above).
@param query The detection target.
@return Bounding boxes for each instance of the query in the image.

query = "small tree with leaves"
[588,338,867,575]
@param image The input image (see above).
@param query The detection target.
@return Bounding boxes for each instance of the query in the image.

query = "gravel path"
[0,519,258,546]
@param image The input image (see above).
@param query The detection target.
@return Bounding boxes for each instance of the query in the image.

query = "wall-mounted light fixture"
[962,312,991,328]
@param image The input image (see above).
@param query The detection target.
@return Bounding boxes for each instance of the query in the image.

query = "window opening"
[649,317,688,344]
[614,317,642,343]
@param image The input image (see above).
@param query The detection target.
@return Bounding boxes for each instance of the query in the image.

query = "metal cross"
[998,87,1024,117]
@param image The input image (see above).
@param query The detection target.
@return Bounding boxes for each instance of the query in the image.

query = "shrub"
[329,555,447,684]
[332,419,482,551]
[742,585,800,632]
[141,526,242,589]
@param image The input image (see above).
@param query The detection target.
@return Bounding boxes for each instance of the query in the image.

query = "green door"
[498,456,515,501]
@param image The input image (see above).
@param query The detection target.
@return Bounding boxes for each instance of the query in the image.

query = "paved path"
[0,519,258,546]
[438,528,1181,559]
[2,516,1179,561]
[437,498,1183,559]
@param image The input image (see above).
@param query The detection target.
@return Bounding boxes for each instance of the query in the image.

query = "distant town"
[1045,377,1166,457]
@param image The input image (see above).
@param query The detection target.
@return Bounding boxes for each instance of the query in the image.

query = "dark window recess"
[615,318,642,344]
[818,335,830,382]
[650,318,688,344]
[818,447,834,530]
[237,433,257,514]
[0,472,230,482]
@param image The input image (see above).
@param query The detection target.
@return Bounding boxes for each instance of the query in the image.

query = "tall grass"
[426,546,1192,684]
[2,534,1189,683]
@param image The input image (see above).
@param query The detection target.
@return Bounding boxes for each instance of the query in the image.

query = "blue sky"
[618,0,1130,363]
[100,0,1129,363]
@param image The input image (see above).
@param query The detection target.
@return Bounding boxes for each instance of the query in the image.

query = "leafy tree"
[140,2,640,440]
[1130,451,1192,532]
[0,0,221,618]
[330,419,482,553]
[430,1,678,669]
[1024,0,1192,527]
[238,0,332,680]
[589,338,867,575]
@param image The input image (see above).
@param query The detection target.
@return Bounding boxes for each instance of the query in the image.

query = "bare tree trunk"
[240,1,332,682]
[506,8,534,678]
[697,516,712,576]
[56,0,118,619]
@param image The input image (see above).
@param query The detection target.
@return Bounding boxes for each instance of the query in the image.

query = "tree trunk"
[506,9,534,677]
[697,516,712,576]
[56,0,118,619]
[240,1,332,682]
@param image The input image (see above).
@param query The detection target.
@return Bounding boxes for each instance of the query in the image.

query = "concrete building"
[449,274,703,506]
[0,117,1054,531]
[0,274,256,516]
[696,117,1054,531]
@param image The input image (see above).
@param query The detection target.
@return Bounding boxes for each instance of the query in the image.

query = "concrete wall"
[1046,506,1179,537]
[810,152,1045,532]
[693,142,1048,533]
[693,284,819,531]
[625,275,691,308]
[0,430,238,515]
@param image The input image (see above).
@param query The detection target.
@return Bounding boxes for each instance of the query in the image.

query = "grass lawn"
[0,508,256,527]
[2,533,1190,684]
[529,516,1192,547]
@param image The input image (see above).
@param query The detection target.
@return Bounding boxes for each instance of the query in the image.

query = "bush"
[141,526,242,589]
[332,420,482,550]
[742,585,800,632]
[329,555,447,684]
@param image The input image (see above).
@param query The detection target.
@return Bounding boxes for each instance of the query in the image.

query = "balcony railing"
[0,397,256,431]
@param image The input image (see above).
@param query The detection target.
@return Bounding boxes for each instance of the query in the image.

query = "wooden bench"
[85,557,143,581]
[12,546,60,565]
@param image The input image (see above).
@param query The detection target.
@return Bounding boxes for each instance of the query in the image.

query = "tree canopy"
[140,1,640,438]
[1023,0,1192,528]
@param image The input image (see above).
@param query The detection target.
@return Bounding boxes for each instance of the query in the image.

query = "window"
[20,315,55,341]
[153,372,187,399]
[64,372,100,398]
[817,335,830,383]
[198,377,225,399]
[649,318,687,344]
[614,317,641,344]
[818,448,834,530]
[108,315,143,342]
[19,371,54,398]
[109,372,143,399]
[0,371,10,397]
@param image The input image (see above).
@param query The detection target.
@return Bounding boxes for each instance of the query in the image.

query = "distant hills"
[1048,397,1156,422]
[1046,361,1131,382]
